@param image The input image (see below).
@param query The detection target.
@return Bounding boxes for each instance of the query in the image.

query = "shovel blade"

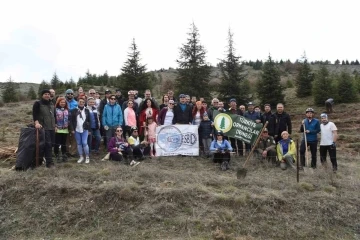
[237,168,247,179]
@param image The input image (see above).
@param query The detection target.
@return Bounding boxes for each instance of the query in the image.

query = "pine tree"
[120,38,150,94]
[220,117,225,129]
[346,60,350,65]
[334,59,340,65]
[217,29,249,104]
[2,76,18,103]
[295,53,314,97]
[256,55,285,107]
[38,80,51,96]
[312,66,335,105]
[336,71,358,103]
[50,72,60,89]
[342,60,346,65]
[27,86,37,100]
[175,22,211,97]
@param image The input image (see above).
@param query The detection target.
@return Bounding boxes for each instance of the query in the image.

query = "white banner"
[156,125,199,156]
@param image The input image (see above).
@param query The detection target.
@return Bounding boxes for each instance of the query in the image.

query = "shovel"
[36,128,39,167]
[237,122,268,179]
[303,124,313,174]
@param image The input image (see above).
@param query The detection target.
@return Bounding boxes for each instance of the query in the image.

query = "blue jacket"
[244,111,261,122]
[300,118,320,142]
[210,139,233,152]
[102,103,123,127]
[67,99,78,111]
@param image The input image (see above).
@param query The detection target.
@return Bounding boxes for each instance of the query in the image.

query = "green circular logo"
[214,113,233,133]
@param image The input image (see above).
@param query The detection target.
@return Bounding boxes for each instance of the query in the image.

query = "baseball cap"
[179,94,186,98]
[105,89,111,94]
[229,98,236,103]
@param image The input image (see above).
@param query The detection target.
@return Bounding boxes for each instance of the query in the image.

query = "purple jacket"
[158,107,175,125]
[107,136,129,153]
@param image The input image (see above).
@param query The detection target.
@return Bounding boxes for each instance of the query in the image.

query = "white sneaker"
[130,160,140,167]
[85,157,90,164]
[77,156,84,163]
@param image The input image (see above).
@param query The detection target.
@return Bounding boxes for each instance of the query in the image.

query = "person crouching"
[107,127,139,166]
[210,130,233,171]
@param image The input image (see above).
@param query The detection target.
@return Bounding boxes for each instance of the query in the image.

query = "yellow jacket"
[276,139,296,162]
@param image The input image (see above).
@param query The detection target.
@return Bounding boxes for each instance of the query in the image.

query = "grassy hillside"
[0,87,359,239]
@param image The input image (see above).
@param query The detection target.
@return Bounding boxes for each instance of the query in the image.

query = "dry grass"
[0,155,359,240]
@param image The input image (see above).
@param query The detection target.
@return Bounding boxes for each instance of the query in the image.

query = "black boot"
[62,154,68,162]
[56,154,61,163]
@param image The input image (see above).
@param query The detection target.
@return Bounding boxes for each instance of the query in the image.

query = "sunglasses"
[67,93,73,95]
[169,103,174,105]
[116,130,123,132]
[110,98,116,100]
[213,102,219,103]
[89,92,95,94]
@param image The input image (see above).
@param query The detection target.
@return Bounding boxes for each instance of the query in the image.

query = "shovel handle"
[303,124,309,167]
[242,121,268,168]
[36,128,39,167]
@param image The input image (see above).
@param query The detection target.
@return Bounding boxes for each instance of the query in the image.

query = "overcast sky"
[0,0,359,83]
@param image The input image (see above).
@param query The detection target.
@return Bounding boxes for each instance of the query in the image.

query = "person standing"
[32,89,56,168]
[198,113,213,158]
[65,89,78,156]
[115,89,125,107]
[159,94,169,110]
[102,94,123,148]
[158,100,175,125]
[123,100,137,137]
[319,113,338,172]
[207,98,219,121]
[261,104,274,135]
[244,102,261,153]
[70,98,91,164]
[300,108,321,169]
[54,97,70,163]
[228,98,244,156]
[49,89,56,105]
[87,97,101,154]
[173,94,193,124]
[272,103,292,143]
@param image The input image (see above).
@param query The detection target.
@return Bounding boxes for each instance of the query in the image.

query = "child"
[144,116,157,157]
[199,113,213,158]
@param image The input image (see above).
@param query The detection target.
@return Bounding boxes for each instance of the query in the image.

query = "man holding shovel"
[300,108,320,169]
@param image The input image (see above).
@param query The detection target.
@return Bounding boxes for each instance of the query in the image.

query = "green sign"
[213,110,263,144]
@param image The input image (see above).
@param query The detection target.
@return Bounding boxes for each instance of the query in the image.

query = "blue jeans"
[75,130,89,157]
[87,129,101,152]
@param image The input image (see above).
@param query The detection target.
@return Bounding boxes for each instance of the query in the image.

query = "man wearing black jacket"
[173,94,193,124]
[262,104,274,135]
[272,103,292,142]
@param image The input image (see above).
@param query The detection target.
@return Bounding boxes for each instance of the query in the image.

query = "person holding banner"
[158,100,175,125]
[199,113,213,158]
[210,130,233,171]
[228,98,244,156]
[254,128,277,163]
[244,102,261,153]
[173,94,193,124]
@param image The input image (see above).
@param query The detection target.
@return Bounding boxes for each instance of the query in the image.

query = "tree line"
[1,22,360,107]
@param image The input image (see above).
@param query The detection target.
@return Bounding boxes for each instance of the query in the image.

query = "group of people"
[32,87,338,172]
